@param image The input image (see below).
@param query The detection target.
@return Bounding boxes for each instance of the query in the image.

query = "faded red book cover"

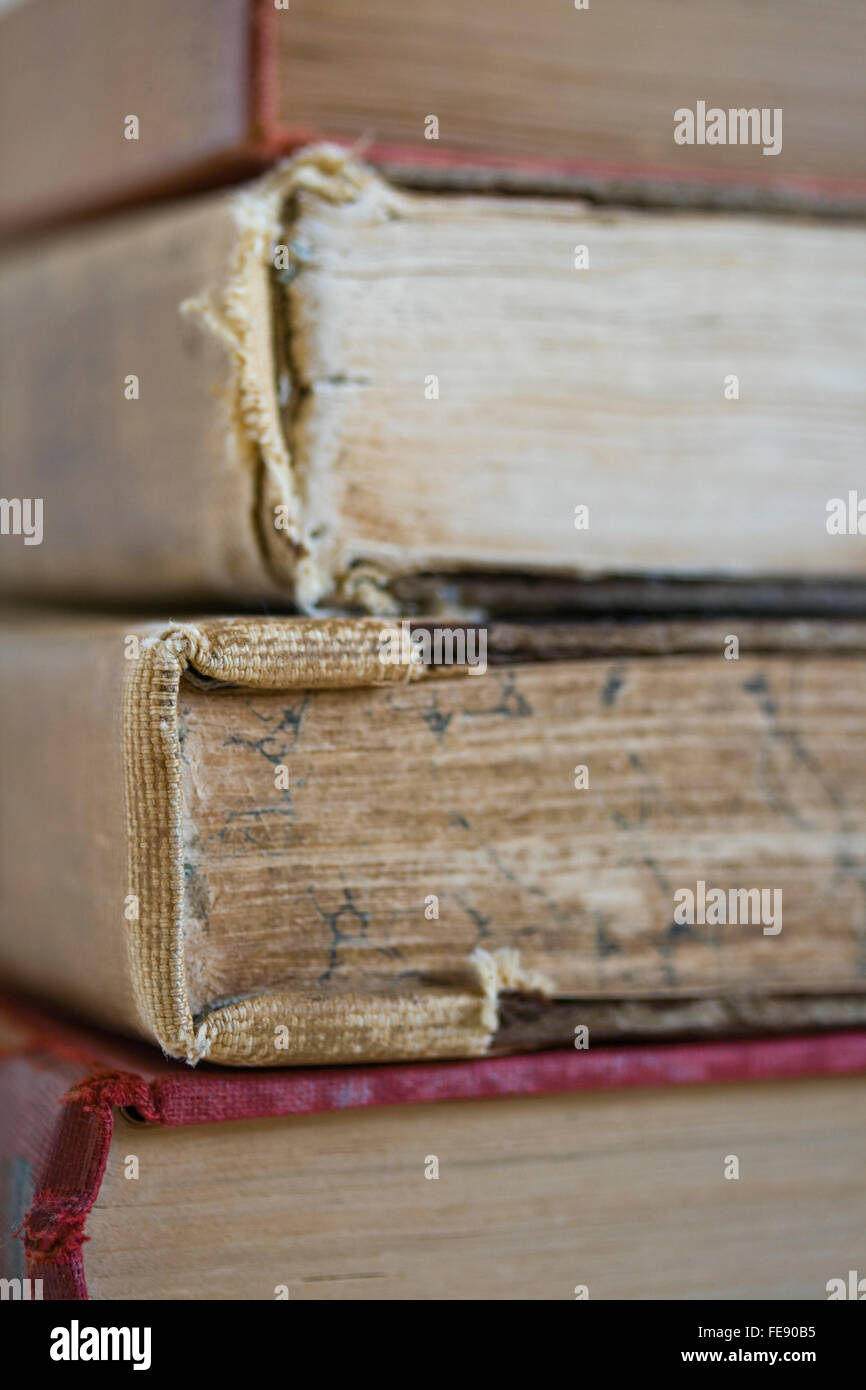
[2,0,865,232]
[3,995,866,1299]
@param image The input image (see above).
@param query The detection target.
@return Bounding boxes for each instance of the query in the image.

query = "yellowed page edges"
[123,618,546,1065]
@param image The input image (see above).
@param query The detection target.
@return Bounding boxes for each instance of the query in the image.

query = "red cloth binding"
[2,994,866,1299]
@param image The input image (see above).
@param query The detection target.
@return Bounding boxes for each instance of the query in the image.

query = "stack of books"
[1,0,865,1304]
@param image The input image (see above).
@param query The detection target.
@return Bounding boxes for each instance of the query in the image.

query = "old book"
[1,613,866,1068]
[2,148,865,609]
[2,0,865,231]
[2,1000,865,1300]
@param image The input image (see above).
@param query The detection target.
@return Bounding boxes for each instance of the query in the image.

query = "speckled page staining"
[179,653,866,1022]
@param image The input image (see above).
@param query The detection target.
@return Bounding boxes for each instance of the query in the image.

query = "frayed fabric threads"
[182,146,405,611]
[123,618,524,1067]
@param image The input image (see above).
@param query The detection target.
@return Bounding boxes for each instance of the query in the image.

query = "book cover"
[2,149,865,609]
[2,0,865,231]
[2,613,865,1067]
[3,997,866,1300]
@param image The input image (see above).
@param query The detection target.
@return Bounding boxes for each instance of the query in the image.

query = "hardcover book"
[1,149,865,609]
[2,0,865,230]
[1,613,865,1067]
[2,0,865,1319]
[2,1001,865,1300]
